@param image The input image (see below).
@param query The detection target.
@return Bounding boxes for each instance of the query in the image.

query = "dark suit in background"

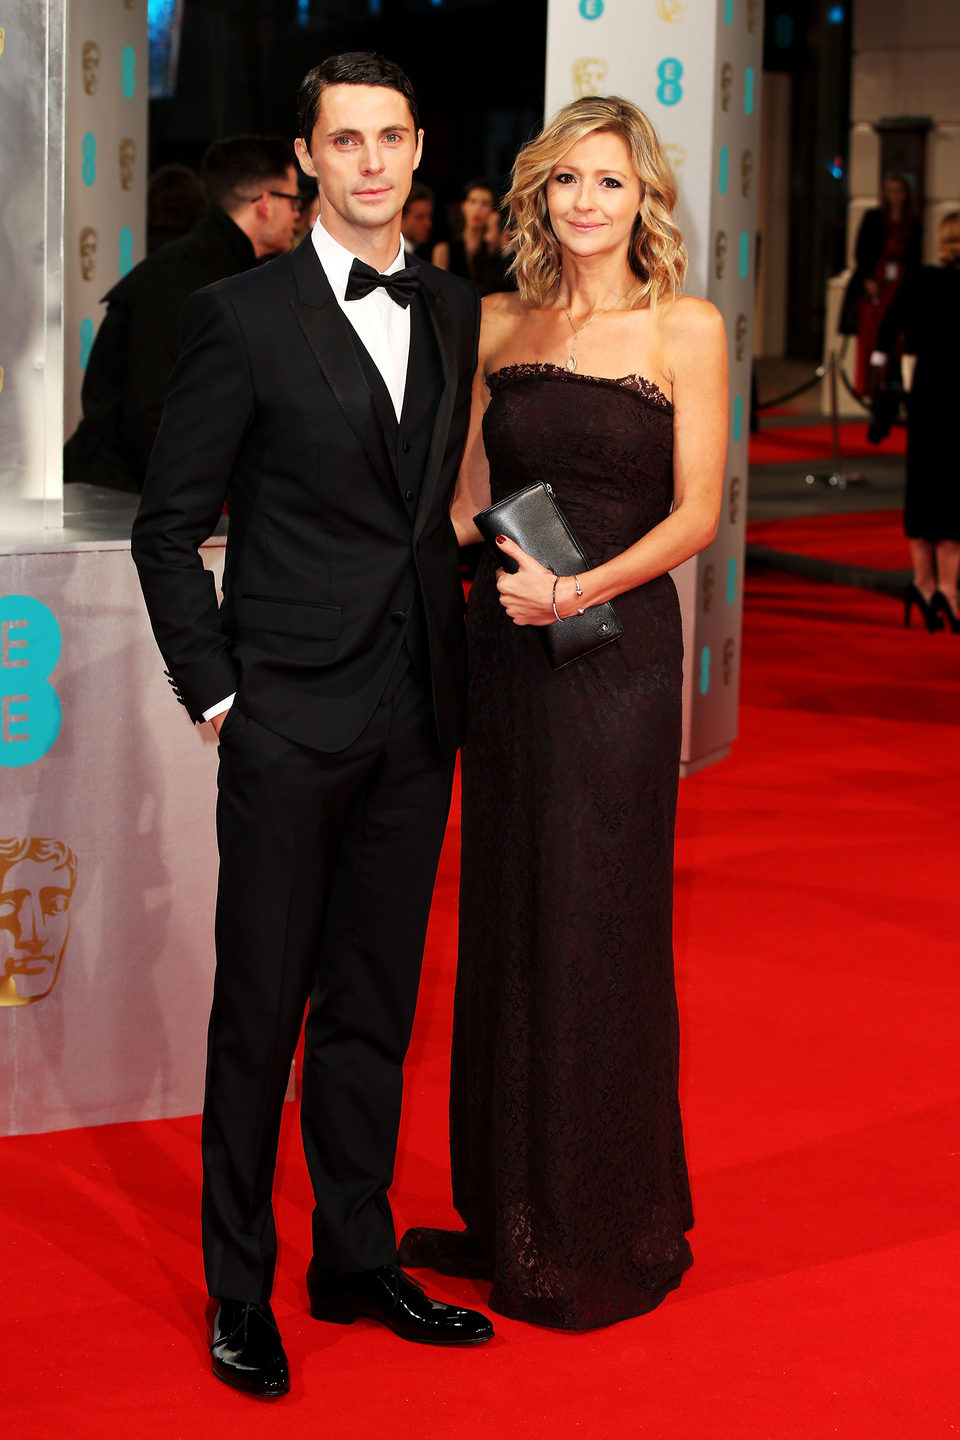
[132,237,479,1302]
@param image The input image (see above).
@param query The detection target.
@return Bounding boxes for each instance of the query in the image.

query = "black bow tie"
[345,258,421,308]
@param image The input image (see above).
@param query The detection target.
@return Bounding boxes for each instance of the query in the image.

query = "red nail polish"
[496,534,506,544]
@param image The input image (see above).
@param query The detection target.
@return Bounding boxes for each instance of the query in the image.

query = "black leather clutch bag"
[473,482,623,670]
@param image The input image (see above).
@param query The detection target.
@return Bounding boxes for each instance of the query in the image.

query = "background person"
[400,95,727,1329]
[401,181,434,257]
[874,210,960,633]
[64,135,300,493]
[840,172,920,395]
[431,178,510,296]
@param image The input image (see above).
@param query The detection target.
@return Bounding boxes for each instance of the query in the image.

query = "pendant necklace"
[558,297,620,372]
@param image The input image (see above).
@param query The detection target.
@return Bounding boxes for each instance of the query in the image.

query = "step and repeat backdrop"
[546,0,763,772]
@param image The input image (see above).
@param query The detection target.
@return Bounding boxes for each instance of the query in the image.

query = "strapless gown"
[400,363,693,1329]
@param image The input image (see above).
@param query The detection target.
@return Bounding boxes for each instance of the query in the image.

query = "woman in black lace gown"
[400,97,727,1329]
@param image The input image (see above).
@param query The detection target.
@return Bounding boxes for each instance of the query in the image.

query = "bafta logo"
[741,149,754,199]
[655,0,688,18]
[720,62,733,112]
[0,27,6,58]
[663,143,686,173]
[728,475,741,525]
[0,838,78,1007]
[572,58,608,99]
[79,227,98,282]
[124,0,136,8]
[119,138,137,191]
[714,229,727,280]
[0,365,4,395]
[81,40,101,97]
[746,0,760,34]
[722,638,736,685]
[735,313,747,362]
[702,564,716,613]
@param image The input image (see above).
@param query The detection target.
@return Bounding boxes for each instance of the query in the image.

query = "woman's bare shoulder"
[656,294,725,347]
[479,289,531,357]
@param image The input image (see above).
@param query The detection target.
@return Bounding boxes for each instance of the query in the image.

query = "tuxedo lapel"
[414,270,459,538]
[288,242,395,490]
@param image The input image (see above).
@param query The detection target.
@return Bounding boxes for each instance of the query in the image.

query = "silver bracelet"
[572,574,585,615]
[551,574,562,622]
[552,573,587,621]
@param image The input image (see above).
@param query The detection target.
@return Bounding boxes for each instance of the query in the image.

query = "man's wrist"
[202,693,236,724]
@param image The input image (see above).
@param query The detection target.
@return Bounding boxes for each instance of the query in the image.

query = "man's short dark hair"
[201,135,298,212]
[403,183,434,215]
[297,52,420,145]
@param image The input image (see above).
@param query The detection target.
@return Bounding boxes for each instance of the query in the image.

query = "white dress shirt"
[202,219,413,724]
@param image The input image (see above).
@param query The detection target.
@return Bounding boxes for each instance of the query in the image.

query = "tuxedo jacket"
[132,240,480,757]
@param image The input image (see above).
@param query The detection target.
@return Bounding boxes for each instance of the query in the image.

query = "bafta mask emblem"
[119,138,137,191]
[79,227,98,282]
[655,0,688,18]
[714,230,727,280]
[572,58,609,99]
[735,313,747,362]
[728,475,742,525]
[663,143,687,174]
[746,0,760,34]
[741,149,754,199]
[720,62,733,112]
[82,41,101,97]
[722,638,736,685]
[0,838,78,1007]
[702,564,716,613]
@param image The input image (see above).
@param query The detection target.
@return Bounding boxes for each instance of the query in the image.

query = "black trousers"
[201,659,455,1302]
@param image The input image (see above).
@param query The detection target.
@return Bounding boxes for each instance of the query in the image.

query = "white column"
[545,0,764,773]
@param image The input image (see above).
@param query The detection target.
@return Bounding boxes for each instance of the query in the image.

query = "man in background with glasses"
[64,135,299,494]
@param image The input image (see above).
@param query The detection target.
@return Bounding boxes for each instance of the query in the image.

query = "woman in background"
[841,173,920,394]
[401,96,727,1329]
[432,178,509,296]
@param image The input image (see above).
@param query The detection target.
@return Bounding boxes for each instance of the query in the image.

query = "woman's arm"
[449,292,517,544]
[431,240,451,270]
[495,297,728,624]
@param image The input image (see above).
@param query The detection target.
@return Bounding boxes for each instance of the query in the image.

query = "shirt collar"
[311,218,406,301]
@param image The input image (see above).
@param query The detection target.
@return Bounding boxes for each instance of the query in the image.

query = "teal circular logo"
[718,145,729,195]
[579,0,604,16]
[0,596,63,767]
[656,58,684,106]
[726,556,737,604]
[724,0,734,23]
[121,46,136,99]
[80,318,95,370]
[119,226,134,276]
[699,646,711,696]
[82,132,97,186]
[744,65,755,115]
[733,394,743,443]
[739,230,750,279]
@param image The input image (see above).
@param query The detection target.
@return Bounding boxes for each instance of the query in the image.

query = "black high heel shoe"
[904,584,941,633]
[931,590,960,633]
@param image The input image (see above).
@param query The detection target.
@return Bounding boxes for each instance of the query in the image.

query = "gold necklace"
[558,299,619,372]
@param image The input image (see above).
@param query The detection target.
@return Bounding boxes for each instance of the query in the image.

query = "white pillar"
[545,0,764,773]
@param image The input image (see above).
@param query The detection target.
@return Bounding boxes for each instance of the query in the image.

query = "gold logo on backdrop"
[124,0,136,9]
[746,0,760,34]
[0,366,4,395]
[0,838,78,1007]
[722,638,736,685]
[702,564,716,613]
[79,227,98,281]
[119,137,137,191]
[663,143,686,173]
[720,62,733,111]
[714,229,727,280]
[740,148,754,198]
[571,58,608,98]
[655,0,688,19]
[0,27,6,58]
[82,40,101,96]
[735,313,747,362]
[728,475,741,525]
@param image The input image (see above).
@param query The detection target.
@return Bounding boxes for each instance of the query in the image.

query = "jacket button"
[390,610,406,624]
[402,440,411,454]
[404,488,414,502]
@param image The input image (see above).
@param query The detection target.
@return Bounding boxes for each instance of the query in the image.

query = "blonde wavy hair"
[505,95,687,308]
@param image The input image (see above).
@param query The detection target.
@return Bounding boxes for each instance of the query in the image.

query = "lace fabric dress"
[400,363,693,1329]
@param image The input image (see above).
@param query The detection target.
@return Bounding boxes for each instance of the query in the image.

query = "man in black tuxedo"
[131,53,491,1397]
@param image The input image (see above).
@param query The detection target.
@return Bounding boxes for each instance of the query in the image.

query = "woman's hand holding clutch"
[494,535,580,626]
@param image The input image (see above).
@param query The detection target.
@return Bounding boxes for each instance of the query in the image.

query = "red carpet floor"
[748,421,906,467]
[6,571,959,1439]
[747,509,909,571]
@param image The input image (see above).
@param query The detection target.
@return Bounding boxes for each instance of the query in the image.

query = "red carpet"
[747,509,909,571]
[6,572,959,1439]
[749,420,906,467]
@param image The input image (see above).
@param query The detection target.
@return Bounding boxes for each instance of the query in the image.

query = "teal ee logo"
[699,646,711,696]
[657,58,683,106]
[724,0,734,23]
[739,229,750,279]
[726,556,737,604]
[82,132,97,187]
[121,46,136,99]
[744,65,755,115]
[579,0,604,16]
[733,394,743,443]
[718,145,729,195]
[80,318,94,370]
[0,596,62,768]
[119,227,134,277]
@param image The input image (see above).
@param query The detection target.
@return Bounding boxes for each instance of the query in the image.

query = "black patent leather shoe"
[207,1297,290,1397]
[306,1261,494,1346]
